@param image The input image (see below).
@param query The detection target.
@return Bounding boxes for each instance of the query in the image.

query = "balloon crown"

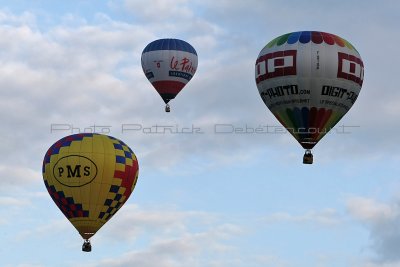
[265,31,358,52]
[142,38,197,55]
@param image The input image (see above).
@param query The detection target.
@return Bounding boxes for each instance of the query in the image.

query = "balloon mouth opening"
[300,141,316,150]
[81,232,96,239]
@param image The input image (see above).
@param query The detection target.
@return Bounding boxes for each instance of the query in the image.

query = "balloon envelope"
[42,133,139,239]
[141,38,198,105]
[255,31,364,149]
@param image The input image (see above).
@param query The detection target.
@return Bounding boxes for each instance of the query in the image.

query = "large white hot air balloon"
[255,31,364,164]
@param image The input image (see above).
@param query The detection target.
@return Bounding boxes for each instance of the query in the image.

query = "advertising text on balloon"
[170,56,196,74]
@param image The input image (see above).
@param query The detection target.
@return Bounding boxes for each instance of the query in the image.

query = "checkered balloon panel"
[42,133,139,239]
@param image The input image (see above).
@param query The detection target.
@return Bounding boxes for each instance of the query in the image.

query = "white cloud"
[0,8,37,27]
[72,204,246,267]
[14,218,70,242]
[262,208,341,226]
[355,260,400,267]
[0,8,248,176]
[0,196,30,206]
[88,225,287,267]
[347,196,400,263]
[98,204,220,242]
[347,197,398,223]
[2,4,385,177]
[123,0,193,22]
[0,165,41,189]
[9,264,45,267]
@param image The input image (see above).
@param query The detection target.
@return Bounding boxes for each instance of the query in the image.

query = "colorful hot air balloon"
[255,31,364,164]
[141,38,198,112]
[42,133,139,251]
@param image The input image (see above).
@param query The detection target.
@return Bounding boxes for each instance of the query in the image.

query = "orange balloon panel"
[42,133,139,239]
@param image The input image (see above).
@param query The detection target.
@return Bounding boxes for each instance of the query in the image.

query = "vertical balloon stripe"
[274,107,345,149]
[287,31,302,44]
[292,107,303,128]
[321,32,335,45]
[275,110,294,131]
[325,32,337,45]
[300,107,310,129]
[170,38,178,50]
[266,37,279,48]
[285,108,296,127]
[311,108,325,131]
[318,109,333,132]
[286,108,301,140]
[275,111,298,140]
[295,107,310,141]
[277,33,291,46]
[309,108,325,141]
[299,31,311,43]
[308,107,318,130]
[316,111,343,142]
[344,39,357,52]
[333,36,345,47]
[273,113,285,128]
[308,107,321,141]
[311,31,323,44]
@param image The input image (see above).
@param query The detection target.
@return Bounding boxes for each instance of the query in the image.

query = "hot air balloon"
[42,133,139,251]
[255,31,364,164]
[141,38,198,112]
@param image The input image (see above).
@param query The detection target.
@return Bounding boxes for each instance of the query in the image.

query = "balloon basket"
[165,104,170,112]
[82,239,92,252]
[303,150,313,164]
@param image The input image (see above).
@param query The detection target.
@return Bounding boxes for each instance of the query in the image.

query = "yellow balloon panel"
[42,133,139,239]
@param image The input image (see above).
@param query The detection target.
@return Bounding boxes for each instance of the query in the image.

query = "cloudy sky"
[1,0,400,266]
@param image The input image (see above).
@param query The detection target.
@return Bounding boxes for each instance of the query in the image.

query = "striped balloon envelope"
[141,38,198,112]
[42,133,139,250]
[255,31,364,163]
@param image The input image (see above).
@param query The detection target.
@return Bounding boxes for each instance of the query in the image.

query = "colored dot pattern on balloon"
[265,31,357,52]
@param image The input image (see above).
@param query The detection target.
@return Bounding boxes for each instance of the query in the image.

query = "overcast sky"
[1,1,400,267]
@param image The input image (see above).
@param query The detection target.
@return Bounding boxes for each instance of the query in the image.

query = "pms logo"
[255,50,297,84]
[53,155,98,187]
[337,52,364,86]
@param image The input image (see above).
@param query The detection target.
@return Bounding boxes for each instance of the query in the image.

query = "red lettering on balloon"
[170,56,196,74]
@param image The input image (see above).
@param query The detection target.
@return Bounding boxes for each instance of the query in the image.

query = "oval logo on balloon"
[52,155,98,187]
[43,133,139,243]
